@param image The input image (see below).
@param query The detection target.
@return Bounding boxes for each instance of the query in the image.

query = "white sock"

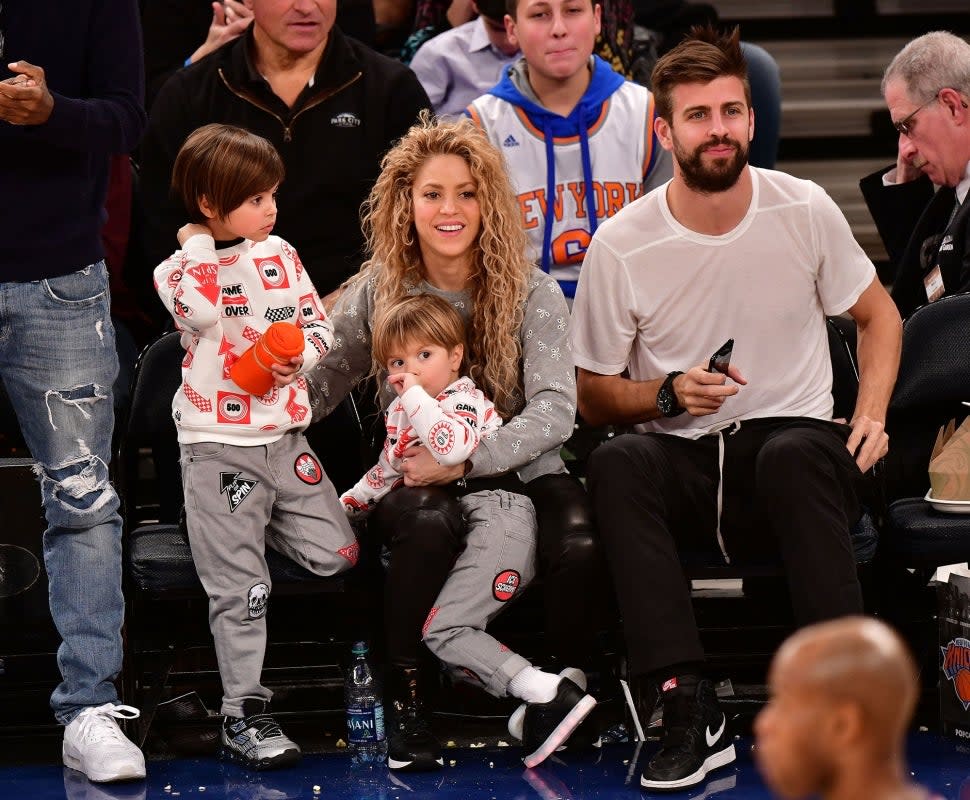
[507,666,561,704]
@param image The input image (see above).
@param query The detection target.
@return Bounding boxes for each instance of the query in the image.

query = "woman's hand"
[400,444,465,486]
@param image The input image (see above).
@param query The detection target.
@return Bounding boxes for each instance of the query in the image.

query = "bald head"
[773,616,918,749]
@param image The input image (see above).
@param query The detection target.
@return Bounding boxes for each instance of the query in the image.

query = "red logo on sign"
[294,453,322,485]
[942,637,970,710]
[255,255,289,289]
[492,570,521,602]
[217,391,251,424]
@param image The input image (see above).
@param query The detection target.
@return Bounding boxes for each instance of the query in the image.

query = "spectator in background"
[410,0,519,118]
[860,31,970,321]
[572,27,901,791]
[755,617,933,800]
[466,0,672,301]
[0,0,147,783]
[141,0,378,113]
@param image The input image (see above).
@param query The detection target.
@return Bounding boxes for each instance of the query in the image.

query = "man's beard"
[674,134,749,194]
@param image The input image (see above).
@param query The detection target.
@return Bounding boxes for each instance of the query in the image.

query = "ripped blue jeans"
[0,262,123,723]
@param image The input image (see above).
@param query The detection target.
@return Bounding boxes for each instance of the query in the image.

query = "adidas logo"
[503,134,520,147]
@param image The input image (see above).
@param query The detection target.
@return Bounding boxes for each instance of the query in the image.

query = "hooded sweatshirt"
[467,55,672,297]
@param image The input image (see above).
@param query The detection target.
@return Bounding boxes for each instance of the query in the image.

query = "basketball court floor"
[3,733,968,799]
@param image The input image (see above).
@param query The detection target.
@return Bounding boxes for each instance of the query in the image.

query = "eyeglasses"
[893,89,943,136]
[892,91,941,137]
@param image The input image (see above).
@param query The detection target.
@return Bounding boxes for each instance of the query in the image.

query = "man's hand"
[188,1,254,66]
[177,223,213,246]
[387,372,418,396]
[400,444,465,486]
[0,62,54,125]
[675,364,748,417]
[271,355,304,387]
[894,148,924,185]
[845,415,888,472]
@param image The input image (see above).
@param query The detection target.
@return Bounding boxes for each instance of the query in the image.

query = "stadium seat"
[883,293,970,575]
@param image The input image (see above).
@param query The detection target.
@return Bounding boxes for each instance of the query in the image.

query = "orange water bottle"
[230,321,304,396]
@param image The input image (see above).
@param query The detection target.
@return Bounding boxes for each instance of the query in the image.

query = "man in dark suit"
[860,31,970,321]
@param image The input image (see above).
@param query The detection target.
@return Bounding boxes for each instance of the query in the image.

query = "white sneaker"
[63,704,146,783]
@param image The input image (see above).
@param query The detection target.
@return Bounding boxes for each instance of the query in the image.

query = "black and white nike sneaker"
[640,678,736,791]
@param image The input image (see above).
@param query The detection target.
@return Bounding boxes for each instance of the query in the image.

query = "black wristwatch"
[657,371,685,417]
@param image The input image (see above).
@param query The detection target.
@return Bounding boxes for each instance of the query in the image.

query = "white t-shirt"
[571,167,875,438]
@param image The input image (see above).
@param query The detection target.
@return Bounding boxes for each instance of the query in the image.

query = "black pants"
[368,472,606,668]
[587,417,865,678]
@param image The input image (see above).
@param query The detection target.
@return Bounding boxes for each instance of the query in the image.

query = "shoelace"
[73,703,141,745]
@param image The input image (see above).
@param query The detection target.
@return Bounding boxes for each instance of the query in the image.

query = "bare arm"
[845,277,903,471]
[578,366,746,427]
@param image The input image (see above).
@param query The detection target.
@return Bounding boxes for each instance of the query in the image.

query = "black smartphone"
[707,338,734,374]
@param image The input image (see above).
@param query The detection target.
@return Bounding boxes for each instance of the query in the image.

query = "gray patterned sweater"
[307,267,576,483]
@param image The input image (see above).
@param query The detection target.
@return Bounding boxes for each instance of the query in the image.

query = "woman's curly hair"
[355,113,530,418]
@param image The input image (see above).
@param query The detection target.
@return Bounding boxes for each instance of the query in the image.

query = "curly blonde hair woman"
[308,115,604,772]
[359,114,529,418]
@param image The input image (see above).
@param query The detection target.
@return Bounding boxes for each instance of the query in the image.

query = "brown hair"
[171,123,285,223]
[355,113,529,419]
[372,294,466,370]
[650,25,751,123]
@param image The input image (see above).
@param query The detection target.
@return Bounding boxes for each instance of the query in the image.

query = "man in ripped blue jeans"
[0,0,147,783]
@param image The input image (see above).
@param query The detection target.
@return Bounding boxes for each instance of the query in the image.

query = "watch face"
[658,385,673,416]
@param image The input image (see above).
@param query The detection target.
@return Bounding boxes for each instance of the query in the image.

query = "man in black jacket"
[860,31,970,321]
[0,0,147,783]
[139,0,430,304]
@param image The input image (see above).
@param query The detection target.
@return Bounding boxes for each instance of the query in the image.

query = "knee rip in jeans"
[33,450,113,514]
[43,383,109,431]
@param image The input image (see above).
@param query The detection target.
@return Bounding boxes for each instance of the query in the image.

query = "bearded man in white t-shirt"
[570,26,902,793]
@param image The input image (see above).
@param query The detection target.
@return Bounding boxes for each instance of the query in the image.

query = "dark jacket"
[0,0,147,282]
[138,26,430,304]
[860,166,970,320]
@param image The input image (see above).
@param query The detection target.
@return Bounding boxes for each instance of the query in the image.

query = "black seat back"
[885,292,970,501]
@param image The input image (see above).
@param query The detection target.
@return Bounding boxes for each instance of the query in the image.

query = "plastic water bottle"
[345,641,387,764]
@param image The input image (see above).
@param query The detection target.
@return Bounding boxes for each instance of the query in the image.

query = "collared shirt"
[956,160,970,205]
[410,18,518,118]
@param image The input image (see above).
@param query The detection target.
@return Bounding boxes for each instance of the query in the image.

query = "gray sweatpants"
[421,489,537,698]
[180,432,357,717]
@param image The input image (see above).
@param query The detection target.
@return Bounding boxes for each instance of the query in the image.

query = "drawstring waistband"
[713,418,742,564]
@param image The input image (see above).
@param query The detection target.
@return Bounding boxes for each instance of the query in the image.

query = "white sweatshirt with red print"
[341,377,501,516]
[154,233,333,445]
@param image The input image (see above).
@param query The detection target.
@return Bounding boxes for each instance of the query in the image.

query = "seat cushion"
[127,523,350,595]
[886,498,970,568]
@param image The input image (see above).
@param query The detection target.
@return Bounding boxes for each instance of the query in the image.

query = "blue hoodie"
[471,55,669,297]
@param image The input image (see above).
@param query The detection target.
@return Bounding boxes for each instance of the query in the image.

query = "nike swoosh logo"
[706,714,726,747]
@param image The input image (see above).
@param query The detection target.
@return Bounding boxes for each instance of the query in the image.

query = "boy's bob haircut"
[171,123,285,223]
[372,294,467,369]
[650,25,751,123]
[504,0,595,19]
